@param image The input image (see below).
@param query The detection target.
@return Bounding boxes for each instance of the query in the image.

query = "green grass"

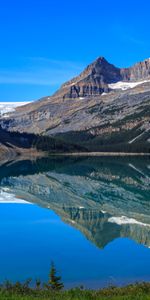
[0,282,150,300]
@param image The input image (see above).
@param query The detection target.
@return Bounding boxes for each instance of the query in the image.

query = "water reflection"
[0,156,150,249]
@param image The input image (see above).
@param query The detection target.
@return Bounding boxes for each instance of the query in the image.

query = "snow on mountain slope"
[109,79,150,90]
[0,189,31,204]
[0,102,30,116]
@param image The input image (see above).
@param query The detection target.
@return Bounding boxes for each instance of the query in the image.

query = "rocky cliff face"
[55,57,150,98]
[55,57,122,98]
[121,58,150,81]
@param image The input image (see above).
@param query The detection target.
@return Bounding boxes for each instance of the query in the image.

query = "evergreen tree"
[48,262,64,291]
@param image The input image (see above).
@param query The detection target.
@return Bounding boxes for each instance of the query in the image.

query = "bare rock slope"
[0,57,150,153]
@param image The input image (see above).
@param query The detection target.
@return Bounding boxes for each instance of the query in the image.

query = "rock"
[55,57,122,98]
[55,57,150,98]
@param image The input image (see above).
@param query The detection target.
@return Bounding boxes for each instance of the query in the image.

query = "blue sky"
[0,0,150,102]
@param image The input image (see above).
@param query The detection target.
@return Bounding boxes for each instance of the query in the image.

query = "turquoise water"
[0,156,150,288]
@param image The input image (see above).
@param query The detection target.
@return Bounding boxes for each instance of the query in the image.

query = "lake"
[0,156,150,289]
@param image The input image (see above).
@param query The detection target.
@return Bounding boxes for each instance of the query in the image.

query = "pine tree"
[48,262,64,291]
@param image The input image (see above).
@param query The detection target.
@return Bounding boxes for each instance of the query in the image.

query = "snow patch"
[128,128,150,144]
[0,102,30,116]
[0,189,31,204]
[108,216,150,227]
[108,79,150,91]
[71,220,76,224]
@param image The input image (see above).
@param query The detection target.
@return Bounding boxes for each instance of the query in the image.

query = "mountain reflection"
[0,156,150,248]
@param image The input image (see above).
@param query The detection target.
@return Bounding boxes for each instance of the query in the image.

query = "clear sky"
[0,0,150,102]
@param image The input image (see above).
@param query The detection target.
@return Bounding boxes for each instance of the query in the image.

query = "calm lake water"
[0,156,150,288]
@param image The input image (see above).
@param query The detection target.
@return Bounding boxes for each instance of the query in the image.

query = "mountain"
[54,57,121,98]
[55,57,150,98]
[0,56,150,154]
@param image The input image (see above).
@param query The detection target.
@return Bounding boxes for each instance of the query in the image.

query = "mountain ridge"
[54,56,150,98]
[0,56,150,154]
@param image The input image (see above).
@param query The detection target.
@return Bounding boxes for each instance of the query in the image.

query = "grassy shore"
[0,282,150,300]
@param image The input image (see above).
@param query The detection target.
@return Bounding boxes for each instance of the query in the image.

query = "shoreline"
[0,148,150,165]
[0,281,149,299]
[50,152,150,157]
[0,147,46,165]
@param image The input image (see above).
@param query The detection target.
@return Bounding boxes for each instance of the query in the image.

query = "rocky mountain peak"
[54,56,150,99]
[55,56,121,98]
[90,56,108,67]
[85,56,119,78]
